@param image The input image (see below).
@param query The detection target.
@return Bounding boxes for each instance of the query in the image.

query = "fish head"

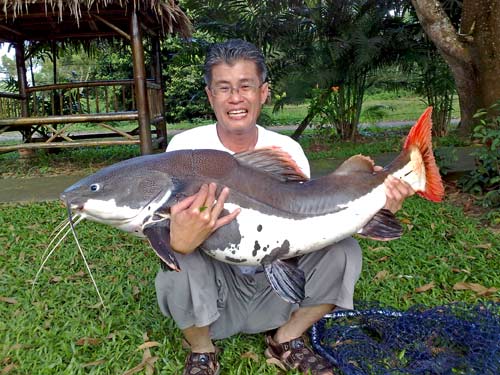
[60,157,176,229]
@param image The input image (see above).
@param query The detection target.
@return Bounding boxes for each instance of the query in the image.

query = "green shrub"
[459,101,500,220]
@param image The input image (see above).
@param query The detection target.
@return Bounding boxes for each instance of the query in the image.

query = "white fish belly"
[205,185,386,265]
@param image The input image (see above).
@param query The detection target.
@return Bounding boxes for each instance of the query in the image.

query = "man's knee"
[156,251,211,288]
[301,237,362,274]
[155,251,221,327]
[329,237,362,266]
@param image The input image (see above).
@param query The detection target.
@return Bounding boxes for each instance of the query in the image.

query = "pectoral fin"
[264,259,305,304]
[357,208,403,241]
[143,221,180,272]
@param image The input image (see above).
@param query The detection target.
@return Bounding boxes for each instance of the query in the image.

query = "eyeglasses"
[210,83,263,98]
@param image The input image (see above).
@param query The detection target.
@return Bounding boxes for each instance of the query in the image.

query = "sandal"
[265,334,334,375]
[183,351,220,375]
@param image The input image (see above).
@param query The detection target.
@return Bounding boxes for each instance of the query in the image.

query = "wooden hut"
[0,0,191,154]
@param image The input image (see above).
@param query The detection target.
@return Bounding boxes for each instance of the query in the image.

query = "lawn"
[1,195,498,374]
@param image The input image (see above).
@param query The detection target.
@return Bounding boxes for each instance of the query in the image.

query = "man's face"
[206,60,269,134]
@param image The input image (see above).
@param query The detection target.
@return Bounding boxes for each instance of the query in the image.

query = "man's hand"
[374,166,415,213]
[169,183,240,254]
[383,174,415,213]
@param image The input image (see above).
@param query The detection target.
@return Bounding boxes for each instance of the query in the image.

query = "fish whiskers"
[32,205,105,307]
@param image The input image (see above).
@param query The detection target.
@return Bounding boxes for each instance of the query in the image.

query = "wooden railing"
[0,92,23,119]
[24,80,137,117]
[0,79,165,153]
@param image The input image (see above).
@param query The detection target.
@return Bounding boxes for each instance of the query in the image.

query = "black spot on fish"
[257,225,263,232]
[261,240,291,264]
[252,241,261,257]
[225,256,246,263]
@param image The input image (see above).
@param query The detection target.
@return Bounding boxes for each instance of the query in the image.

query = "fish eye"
[90,183,101,192]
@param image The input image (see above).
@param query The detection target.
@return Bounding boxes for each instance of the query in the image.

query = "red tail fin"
[404,107,444,202]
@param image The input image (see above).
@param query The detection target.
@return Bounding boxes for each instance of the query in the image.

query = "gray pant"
[155,237,362,340]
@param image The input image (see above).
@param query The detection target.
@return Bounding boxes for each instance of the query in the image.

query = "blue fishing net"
[309,302,500,375]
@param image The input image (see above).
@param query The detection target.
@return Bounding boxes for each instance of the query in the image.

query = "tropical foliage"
[459,101,500,221]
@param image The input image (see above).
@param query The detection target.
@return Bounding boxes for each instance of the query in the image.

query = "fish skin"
[60,107,444,303]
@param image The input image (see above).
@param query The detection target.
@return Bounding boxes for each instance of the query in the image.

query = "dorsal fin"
[333,154,375,175]
[234,147,308,182]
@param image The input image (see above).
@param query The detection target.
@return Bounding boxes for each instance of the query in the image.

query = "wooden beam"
[0,24,25,38]
[130,10,152,155]
[93,14,130,41]
[25,79,137,93]
[0,112,139,126]
[0,139,140,153]
[17,32,122,41]
[0,92,24,100]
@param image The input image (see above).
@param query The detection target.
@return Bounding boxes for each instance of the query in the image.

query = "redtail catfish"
[59,107,444,303]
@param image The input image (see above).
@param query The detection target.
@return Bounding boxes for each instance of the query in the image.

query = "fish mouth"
[63,189,170,229]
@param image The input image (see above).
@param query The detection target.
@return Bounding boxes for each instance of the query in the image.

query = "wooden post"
[14,42,28,118]
[15,41,36,157]
[152,36,167,149]
[130,10,152,155]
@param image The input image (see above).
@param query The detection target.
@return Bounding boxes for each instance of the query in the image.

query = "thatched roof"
[0,0,191,43]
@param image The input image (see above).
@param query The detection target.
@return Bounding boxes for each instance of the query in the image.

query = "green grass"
[0,197,498,374]
[259,92,460,126]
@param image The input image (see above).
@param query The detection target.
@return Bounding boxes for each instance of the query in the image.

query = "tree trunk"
[291,110,315,140]
[411,0,500,136]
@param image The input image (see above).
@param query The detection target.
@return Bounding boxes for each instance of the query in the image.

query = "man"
[155,39,413,375]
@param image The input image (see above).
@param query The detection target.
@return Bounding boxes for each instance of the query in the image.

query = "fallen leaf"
[266,357,287,371]
[50,276,63,283]
[7,344,27,351]
[453,282,498,296]
[1,363,16,374]
[81,359,106,368]
[0,297,17,305]
[1,358,11,365]
[415,282,435,293]
[142,351,155,375]
[67,271,86,280]
[377,256,390,262]
[451,268,471,275]
[374,270,389,281]
[401,218,412,225]
[241,351,259,362]
[76,337,101,346]
[122,357,158,375]
[477,288,499,297]
[90,301,104,309]
[473,243,492,249]
[132,286,140,300]
[369,246,389,252]
[137,342,160,351]
[122,361,146,375]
